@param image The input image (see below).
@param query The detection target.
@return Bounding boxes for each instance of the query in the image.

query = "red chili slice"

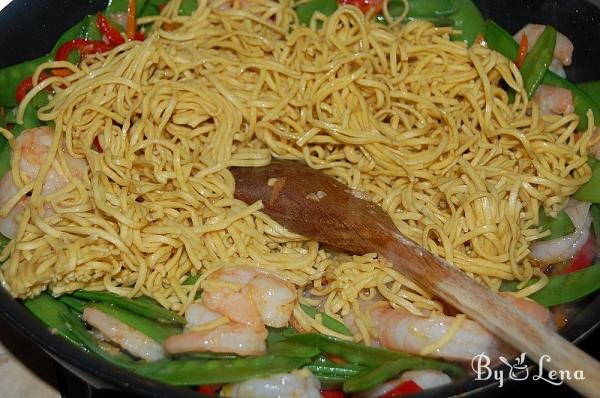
[379,380,423,398]
[55,38,112,62]
[338,0,384,15]
[15,73,50,103]
[321,390,345,398]
[97,12,125,46]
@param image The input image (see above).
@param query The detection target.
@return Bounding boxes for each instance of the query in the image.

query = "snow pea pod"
[23,293,82,347]
[88,302,182,343]
[267,340,321,359]
[574,157,600,203]
[300,304,353,336]
[343,357,465,393]
[0,55,51,107]
[538,206,575,241]
[296,0,337,26]
[520,26,556,98]
[134,356,310,386]
[59,296,88,312]
[501,263,600,307]
[307,355,368,384]
[577,81,600,107]
[484,19,519,61]
[284,333,410,367]
[448,0,485,46]
[106,0,150,16]
[72,290,186,325]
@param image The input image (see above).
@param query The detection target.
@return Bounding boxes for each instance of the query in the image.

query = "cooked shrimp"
[371,294,553,361]
[532,85,574,116]
[202,266,297,328]
[514,24,574,66]
[0,126,88,239]
[220,369,322,398]
[163,323,268,356]
[371,306,503,361]
[83,307,165,361]
[184,302,222,330]
[529,199,591,265]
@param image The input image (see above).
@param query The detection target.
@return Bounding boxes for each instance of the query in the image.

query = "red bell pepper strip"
[133,30,145,41]
[93,136,103,153]
[516,33,528,68]
[197,384,220,395]
[97,13,125,46]
[338,0,384,15]
[563,236,595,274]
[55,38,112,62]
[321,390,345,398]
[379,380,423,398]
[15,73,50,103]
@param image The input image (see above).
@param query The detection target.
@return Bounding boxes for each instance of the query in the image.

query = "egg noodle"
[0,0,595,345]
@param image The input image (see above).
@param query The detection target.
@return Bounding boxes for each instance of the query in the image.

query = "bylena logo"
[471,352,585,388]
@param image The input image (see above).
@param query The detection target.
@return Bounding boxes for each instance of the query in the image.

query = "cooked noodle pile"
[0,0,594,343]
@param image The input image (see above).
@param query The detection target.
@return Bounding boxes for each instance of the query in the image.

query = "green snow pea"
[59,296,88,313]
[0,55,51,107]
[299,304,353,336]
[448,0,485,46]
[577,81,600,107]
[343,357,465,393]
[88,302,182,343]
[307,355,368,386]
[134,356,310,385]
[106,0,150,16]
[538,206,575,241]
[283,333,410,367]
[72,290,186,325]
[501,263,600,307]
[23,293,82,347]
[267,340,321,359]
[591,204,600,251]
[574,157,600,203]
[296,0,337,26]
[519,25,556,98]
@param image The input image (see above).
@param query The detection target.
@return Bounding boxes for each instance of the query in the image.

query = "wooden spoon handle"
[381,236,600,396]
[232,159,600,396]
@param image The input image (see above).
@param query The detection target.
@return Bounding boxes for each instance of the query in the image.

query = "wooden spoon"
[231,159,600,396]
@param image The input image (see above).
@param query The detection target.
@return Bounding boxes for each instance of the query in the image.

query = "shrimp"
[529,199,591,265]
[163,267,296,356]
[514,24,574,66]
[370,295,553,361]
[202,266,297,328]
[532,85,574,116]
[220,369,322,398]
[163,323,268,356]
[0,126,88,239]
[83,307,165,361]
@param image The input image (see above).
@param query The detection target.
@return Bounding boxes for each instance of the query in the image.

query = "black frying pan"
[0,0,599,397]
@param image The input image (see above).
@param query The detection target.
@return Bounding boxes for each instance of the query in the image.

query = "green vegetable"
[537,206,575,241]
[300,304,353,336]
[519,26,556,98]
[0,234,9,255]
[448,0,485,46]
[484,19,519,61]
[182,273,199,285]
[577,81,600,107]
[72,290,186,325]
[59,296,88,312]
[283,333,410,367]
[0,55,51,107]
[295,0,337,26]
[501,263,600,307]
[179,0,198,16]
[591,204,600,251]
[373,0,454,25]
[88,302,182,343]
[106,0,150,16]
[23,293,82,346]
[307,355,368,385]
[343,357,465,392]
[50,15,102,59]
[574,157,600,203]
[134,356,310,385]
[60,308,139,369]
[267,340,321,358]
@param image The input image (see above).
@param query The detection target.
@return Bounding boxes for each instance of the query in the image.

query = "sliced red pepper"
[563,235,595,274]
[516,33,528,68]
[379,380,423,398]
[15,73,50,103]
[133,30,145,41]
[321,390,344,398]
[97,12,125,46]
[55,38,112,62]
[93,136,104,153]
[197,384,220,395]
[338,0,384,15]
